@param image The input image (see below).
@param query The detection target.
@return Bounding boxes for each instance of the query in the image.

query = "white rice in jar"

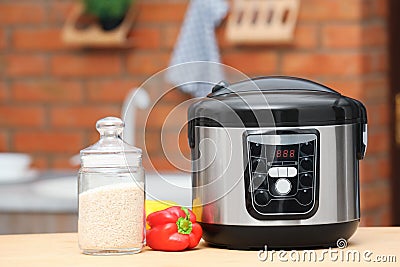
[78,183,144,250]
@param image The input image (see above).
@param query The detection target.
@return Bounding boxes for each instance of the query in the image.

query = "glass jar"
[78,117,145,255]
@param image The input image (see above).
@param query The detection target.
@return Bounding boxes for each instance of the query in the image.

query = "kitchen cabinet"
[0,212,76,234]
[0,172,77,234]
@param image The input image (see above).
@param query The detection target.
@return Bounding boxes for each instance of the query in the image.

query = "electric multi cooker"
[188,76,367,249]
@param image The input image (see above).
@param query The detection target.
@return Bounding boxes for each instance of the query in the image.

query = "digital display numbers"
[263,144,299,161]
[275,149,296,158]
[273,145,298,160]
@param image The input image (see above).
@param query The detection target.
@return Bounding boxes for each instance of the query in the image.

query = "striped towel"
[165,0,228,97]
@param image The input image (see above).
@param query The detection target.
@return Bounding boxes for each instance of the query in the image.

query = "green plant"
[83,0,133,20]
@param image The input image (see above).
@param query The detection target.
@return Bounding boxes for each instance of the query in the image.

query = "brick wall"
[0,0,391,225]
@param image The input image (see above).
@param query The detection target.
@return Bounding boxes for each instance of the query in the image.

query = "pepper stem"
[176,207,193,235]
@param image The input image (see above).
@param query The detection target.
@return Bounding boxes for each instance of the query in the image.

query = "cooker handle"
[210,76,341,97]
[358,123,368,160]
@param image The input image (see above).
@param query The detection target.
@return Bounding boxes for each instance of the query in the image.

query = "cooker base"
[200,220,359,250]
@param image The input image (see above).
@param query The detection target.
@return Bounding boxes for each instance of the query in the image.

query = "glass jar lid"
[80,117,142,168]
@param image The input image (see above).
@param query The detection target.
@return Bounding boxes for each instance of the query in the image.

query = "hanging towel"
[165,0,228,97]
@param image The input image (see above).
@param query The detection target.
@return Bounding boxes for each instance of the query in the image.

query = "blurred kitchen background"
[0,0,398,234]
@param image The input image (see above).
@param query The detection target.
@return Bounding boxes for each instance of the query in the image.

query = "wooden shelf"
[226,0,300,45]
[62,3,136,48]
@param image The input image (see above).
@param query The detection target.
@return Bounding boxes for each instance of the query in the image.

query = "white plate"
[31,176,77,200]
[0,169,38,184]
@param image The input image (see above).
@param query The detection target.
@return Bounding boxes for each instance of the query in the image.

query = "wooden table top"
[0,227,399,267]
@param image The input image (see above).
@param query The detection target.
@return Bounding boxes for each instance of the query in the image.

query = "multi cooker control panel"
[244,130,319,220]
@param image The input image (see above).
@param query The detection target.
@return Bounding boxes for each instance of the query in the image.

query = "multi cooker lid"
[188,76,367,127]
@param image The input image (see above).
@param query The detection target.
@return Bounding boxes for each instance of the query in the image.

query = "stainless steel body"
[192,124,360,226]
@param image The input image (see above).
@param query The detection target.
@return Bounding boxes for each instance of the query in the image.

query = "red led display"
[275,149,296,158]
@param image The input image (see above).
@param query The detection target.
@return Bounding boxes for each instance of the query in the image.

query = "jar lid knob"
[96,117,124,137]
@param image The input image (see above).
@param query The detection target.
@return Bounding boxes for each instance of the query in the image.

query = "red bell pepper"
[146,206,203,251]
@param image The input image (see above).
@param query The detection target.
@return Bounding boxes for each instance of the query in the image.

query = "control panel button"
[278,167,288,177]
[301,142,314,155]
[268,167,279,177]
[254,190,270,206]
[250,142,262,156]
[297,188,313,205]
[300,157,313,171]
[300,173,313,187]
[252,158,266,173]
[287,167,297,177]
[275,178,292,195]
[269,167,297,178]
[252,173,267,190]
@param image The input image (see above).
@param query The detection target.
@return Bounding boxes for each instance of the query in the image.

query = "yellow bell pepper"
[145,200,178,229]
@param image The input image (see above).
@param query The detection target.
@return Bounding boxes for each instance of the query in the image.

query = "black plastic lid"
[188,76,367,128]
